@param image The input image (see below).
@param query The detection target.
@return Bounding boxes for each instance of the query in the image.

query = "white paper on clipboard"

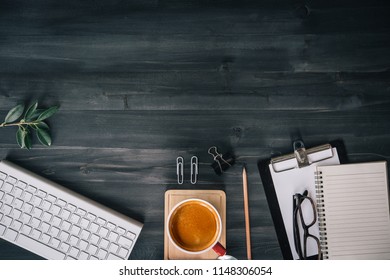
[269,146,340,259]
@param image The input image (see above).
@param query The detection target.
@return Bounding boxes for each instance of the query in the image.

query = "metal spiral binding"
[315,171,329,259]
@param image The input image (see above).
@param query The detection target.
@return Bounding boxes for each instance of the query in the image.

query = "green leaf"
[16,127,25,148]
[37,106,59,121]
[16,127,32,149]
[30,109,45,119]
[36,121,50,130]
[31,121,50,131]
[24,101,38,121]
[5,104,25,123]
[24,131,32,149]
[36,127,52,146]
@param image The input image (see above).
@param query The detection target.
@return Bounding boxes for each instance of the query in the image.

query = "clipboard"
[257,140,347,259]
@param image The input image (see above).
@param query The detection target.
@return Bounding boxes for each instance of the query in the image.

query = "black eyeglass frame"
[293,190,321,260]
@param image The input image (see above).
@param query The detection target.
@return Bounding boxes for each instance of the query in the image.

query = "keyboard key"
[99,238,109,249]
[30,229,42,239]
[3,194,14,204]
[32,196,43,206]
[46,195,56,202]
[87,244,98,255]
[37,190,47,197]
[59,231,70,241]
[57,199,66,207]
[90,222,99,233]
[60,209,71,220]
[89,256,98,260]
[42,212,52,222]
[18,234,65,259]
[21,225,32,235]
[50,226,60,237]
[12,198,23,209]
[13,187,23,197]
[2,204,12,215]
[125,231,136,240]
[80,218,90,228]
[40,222,50,232]
[70,225,81,235]
[10,220,22,231]
[1,215,13,226]
[69,214,80,224]
[79,251,89,260]
[23,191,33,202]
[107,222,116,231]
[116,227,126,235]
[41,200,52,211]
[79,240,88,251]
[69,247,80,258]
[59,242,70,253]
[3,183,13,193]
[0,190,4,200]
[118,236,133,248]
[79,229,90,240]
[108,231,119,242]
[97,249,108,259]
[0,180,3,188]
[26,185,37,193]
[20,213,31,224]
[109,243,119,254]
[6,176,17,185]
[11,209,22,220]
[86,213,96,221]
[76,208,86,216]
[98,227,109,237]
[0,224,5,235]
[52,216,61,227]
[0,172,6,180]
[90,233,99,244]
[40,233,50,243]
[50,237,61,248]
[30,217,41,228]
[61,221,71,231]
[22,202,33,213]
[33,207,43,217]
[4,228,18,241]
[66,204,76,213]
[96,217,106,225]
[69,235,79,246]
[17,181,27,189]
[107,253,122,260]
[50,205,61,215]
[118,247,129,258]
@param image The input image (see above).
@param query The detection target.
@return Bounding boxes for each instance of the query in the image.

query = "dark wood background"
[0,0,389,260]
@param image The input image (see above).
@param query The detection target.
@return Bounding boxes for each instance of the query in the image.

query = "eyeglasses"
[293,190,321,260]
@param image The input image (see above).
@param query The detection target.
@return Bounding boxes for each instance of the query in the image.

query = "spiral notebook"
[315,161,390,259]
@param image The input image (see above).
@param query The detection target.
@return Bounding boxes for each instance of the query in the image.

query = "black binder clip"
[208,146,235,175]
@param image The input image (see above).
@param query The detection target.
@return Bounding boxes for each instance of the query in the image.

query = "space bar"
[17,234,66,260]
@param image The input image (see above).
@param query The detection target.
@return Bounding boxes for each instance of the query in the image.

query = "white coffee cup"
[167,198,227,256]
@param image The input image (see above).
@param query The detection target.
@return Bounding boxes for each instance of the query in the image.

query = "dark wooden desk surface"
[0,0,390,260]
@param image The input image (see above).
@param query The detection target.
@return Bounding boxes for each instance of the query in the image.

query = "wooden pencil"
[242,166,252,260]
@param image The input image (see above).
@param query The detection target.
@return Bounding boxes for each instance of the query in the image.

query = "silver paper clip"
[190,156,198,184]
[176,156,184,184]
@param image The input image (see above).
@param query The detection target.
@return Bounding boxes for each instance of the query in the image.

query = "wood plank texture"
[0,0,389,260]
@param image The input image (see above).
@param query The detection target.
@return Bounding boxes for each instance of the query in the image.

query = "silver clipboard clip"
[270,141,334,173]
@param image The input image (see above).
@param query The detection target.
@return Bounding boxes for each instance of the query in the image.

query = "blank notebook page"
[316,161,390,260]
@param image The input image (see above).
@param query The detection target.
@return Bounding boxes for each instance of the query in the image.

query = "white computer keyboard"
[0,160,143,260]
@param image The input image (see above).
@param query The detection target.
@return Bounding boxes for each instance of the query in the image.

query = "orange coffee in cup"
[168,199,221,253]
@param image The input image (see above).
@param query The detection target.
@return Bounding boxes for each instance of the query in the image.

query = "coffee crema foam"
[169,201,219,252]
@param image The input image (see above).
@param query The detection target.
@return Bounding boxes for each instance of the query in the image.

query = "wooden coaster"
[164,189,226,260]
